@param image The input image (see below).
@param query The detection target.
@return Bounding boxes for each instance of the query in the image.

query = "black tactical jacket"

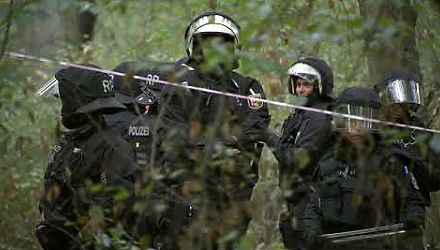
[301,136,427,249]
[36,124,138,250]
[393,131,440,196]
[158,61,270,198]
[127,112,162,169]
[275,100,333,199]
[105,109,138,138]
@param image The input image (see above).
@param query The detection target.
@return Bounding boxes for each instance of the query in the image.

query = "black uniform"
[36,65,139,250]
[374,68,440,204]
[109,60,168,168]
[151,11,271,249]
[301,86,427,250]
[157,59,270,249]
[160,59,270,181]
[37,125,139,250]
[413,133,440,192]
[98,61,186,249]
[105,60,161,138]
[272,58,334,249]
[105,109,138,138]
[385,127,440,205]
[301,138,427,249]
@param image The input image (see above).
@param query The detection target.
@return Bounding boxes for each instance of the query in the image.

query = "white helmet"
[287,62,322,95]
[184,12,240,57]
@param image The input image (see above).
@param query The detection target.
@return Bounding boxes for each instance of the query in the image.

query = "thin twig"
[0,0,13,61]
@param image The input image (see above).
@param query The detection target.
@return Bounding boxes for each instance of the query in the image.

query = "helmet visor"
[37,77,59,97]
[290,73,319,85]
[384,79,421,105]
[333,104,379,132]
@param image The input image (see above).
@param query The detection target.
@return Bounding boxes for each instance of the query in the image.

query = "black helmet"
[373,68,422,108]
[112,61,164,107]
[287,57,334,99]
[184,11,240,57]
[56,64,125,115]
[112,61,144,105]
[332,86,381,132]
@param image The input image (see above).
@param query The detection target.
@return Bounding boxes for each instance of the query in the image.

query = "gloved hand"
[265,129,280,148]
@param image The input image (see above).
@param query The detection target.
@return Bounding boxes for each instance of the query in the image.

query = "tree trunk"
[13,0,97,59]
[79,2,97,44]
[14,1,82,57]
[359,0,420,84]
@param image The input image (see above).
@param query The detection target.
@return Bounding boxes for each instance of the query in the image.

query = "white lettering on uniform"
[140,74,160,92]
[128,126,150,136]
[102,77,114,93]
[146,74,160,85]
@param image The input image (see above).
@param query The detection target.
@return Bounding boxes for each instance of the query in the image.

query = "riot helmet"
[287,57,334,100]
[112,61,144,105]
[112,61,164,114]
[55,64,126,129]
[373,68,422,124]
[185,12,240,57]
[184,12,241,72]
[56,64,125,115]
[332,86,381,133]
[374,68,422,108]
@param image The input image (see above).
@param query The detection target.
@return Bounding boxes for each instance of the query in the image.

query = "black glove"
[265,129,280,148]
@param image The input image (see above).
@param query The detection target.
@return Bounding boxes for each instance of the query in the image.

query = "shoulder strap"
[232,71,253,95]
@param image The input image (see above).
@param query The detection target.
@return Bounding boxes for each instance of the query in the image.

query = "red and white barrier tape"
[5,51,440,135]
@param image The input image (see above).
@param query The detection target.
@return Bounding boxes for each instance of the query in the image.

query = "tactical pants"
[280,192,310,250]
[133,183,193,250]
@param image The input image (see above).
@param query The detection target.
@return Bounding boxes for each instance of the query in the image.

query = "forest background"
[0,0,439,249]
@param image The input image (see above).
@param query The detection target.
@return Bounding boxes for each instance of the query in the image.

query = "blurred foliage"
[0,60,59,249]
[0,0,439,249]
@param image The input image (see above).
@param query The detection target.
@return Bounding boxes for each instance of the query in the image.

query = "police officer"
[108,60,166,167]
[158,11,270,249]
[36,65,139,250]
[374,68,440,203]
[270,57,334,249]
[102,61,175,249]
[301,86,426,249]
[105,61,141,137]
[105,61,158,138]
